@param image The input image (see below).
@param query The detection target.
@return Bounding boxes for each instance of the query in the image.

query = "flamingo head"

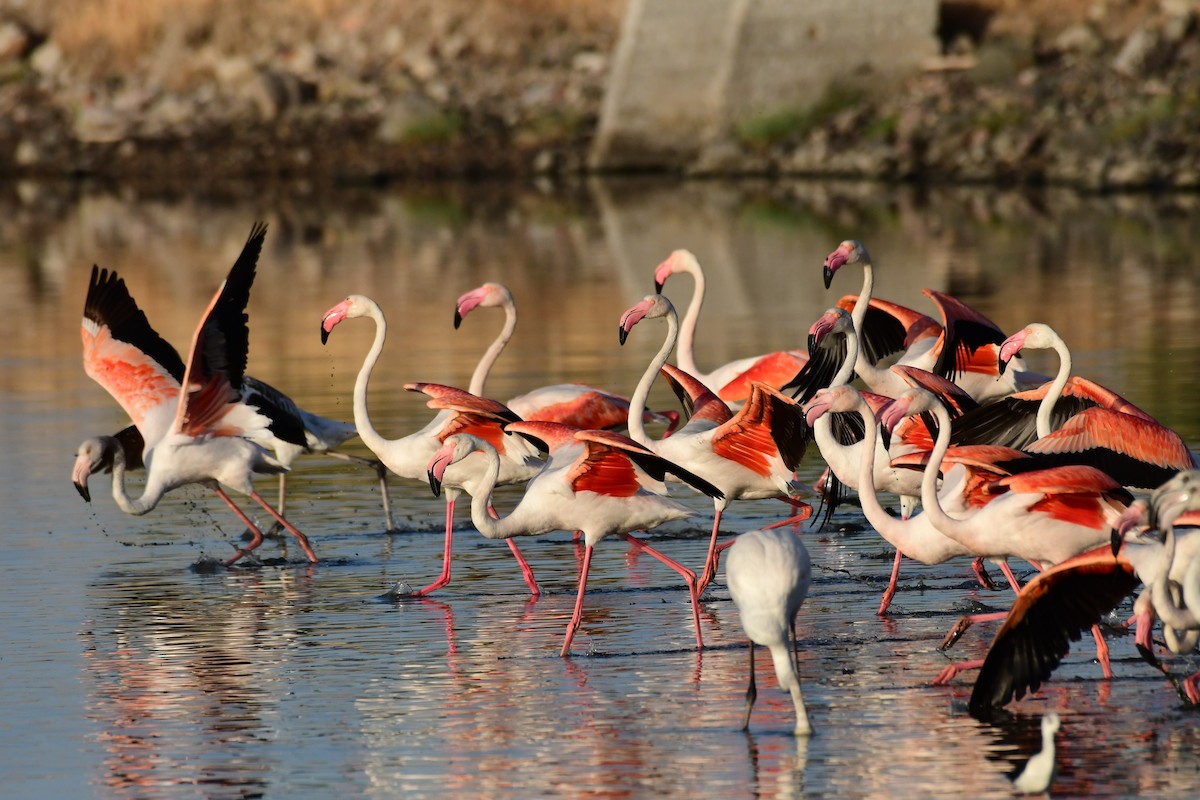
[320,294,374,345]
[808,307,853,352]
[998,323,1057,375]
[653,249,698,293]
[618,294,673,345]
[454,282,509,329]
[1148,470,1200,532]
[71,436,117,502]
[823,240,867,290]
[1110,498,1149,555]
[877,387,938,450]
[800,385,857,428]
[1042,712,1061,737]
[426,433,488,496]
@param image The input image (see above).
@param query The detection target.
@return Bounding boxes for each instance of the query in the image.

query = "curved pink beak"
[653,258,675,293]
[997,330,1027,374]
[454,286,489,329]
[619,298,654,345]
[426,441,456,496]
[823,245,850,289]
[320,299,352,345]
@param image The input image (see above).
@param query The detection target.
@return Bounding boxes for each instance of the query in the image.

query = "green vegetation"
[735,82,867,149]
[400,111,465,145]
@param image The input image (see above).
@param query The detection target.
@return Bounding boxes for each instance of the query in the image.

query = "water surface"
[2,178,1199,798]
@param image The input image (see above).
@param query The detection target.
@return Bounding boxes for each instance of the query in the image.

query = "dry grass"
[41,0,624,79]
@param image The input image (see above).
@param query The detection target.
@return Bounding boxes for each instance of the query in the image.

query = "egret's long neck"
[109,441,161,515]
[351,302,395,458]
[675,270,705,378]
[1151,523,1199,631]
[1036,333,1073,439]
[627,310,678,445]
[468,300,516,397]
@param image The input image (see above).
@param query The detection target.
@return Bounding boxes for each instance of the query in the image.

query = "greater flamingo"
[987,322,1197,488]
[78,223,318,566]
[1011,712,1060,795]
[821,239,1034,402]
[320,294,544,596]
[619,293,812,594]
[74,376,397,534]
[425,424,724,656]
[725,527,813,735]
[880,386,1133,684]
[652,249,808,404]
[454,281,678,432]
[968,471,1200,715]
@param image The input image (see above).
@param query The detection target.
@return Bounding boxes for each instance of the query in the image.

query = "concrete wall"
[591,0,941,170]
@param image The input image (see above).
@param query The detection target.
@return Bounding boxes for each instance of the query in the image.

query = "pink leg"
[217,488,267,567]
[622,533,703,650]
[1092,624,1112,679]
[1183,670,1200,705]
[998,560,1026,596]
[762,501,813,531]
[696,508,724,595]
[932,659,984,685]
[413,498,456,596]
[248,490,319,563]
[878,549,905,617]
[561,544,594,657]
[506,539,540,597]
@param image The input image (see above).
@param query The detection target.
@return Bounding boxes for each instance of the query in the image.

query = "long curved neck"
[841,319,893,392]
[1036,333,1073,439]
[351,302,396,457]
[852,398,914,545]
[917,401,965,534]
[627,310,678,445]
[468,300,516,396]
[462,446,518,540]
[850,261,884,380]
[675,270,705,377]
[109,441,161,515]
[1151,523,1199,631]
[832,326,859,388]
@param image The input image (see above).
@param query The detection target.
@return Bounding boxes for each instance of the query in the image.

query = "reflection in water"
[4,179,1200,797]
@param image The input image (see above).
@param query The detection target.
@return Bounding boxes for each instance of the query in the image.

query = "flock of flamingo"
[73,223,1200,746]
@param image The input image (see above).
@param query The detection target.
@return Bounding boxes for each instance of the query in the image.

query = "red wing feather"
[715,350,807,402]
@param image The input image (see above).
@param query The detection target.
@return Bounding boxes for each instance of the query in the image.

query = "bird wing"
[174,222,269,439]
[923,289,1009,382]
[573,429,724,499]
[785,325,846,404]
[968,545,1139,716]
[510,386,632,430]
[660,363,733,425]
[709,382,790,477]
[1022,407,1196,490]
[406,382,522,425]
[714,350,808,403]
[81,265,185,446]
[984,465,1130,528]
[504,420,582,454]
[837,295,941,365]
[726,382,811,472]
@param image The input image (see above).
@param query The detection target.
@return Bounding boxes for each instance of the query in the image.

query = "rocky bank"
[0,0,1197,190]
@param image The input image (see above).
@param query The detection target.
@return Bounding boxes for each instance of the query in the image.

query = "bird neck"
[463,446,515,540]
[831,326,859,388]
[675,269,705,378]
[1151,522,1199,631]
[350,301,396,458]
[109,439,161,515]
[852,398,908,543]
[766,641,811,735]
[917,401,963,534]
[467,299,516,397]
[1036,333,1073,439]
[627,308,678,445]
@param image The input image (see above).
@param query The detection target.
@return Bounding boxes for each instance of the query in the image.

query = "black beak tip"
[654,280,664,293]
[822,265,833,290]
[453,311,463,329]
[880,427,893,451]
[619,326,629,346]
[997,358,1008,376]
[1110,528,1121,557]
[320,325,330,346]
[74,482,91,503]
[427,472,442,497]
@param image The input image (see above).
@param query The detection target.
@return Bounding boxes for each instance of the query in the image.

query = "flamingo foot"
[1183,671,1200,705]
[932,659,983,686]
[971,557,998,591]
